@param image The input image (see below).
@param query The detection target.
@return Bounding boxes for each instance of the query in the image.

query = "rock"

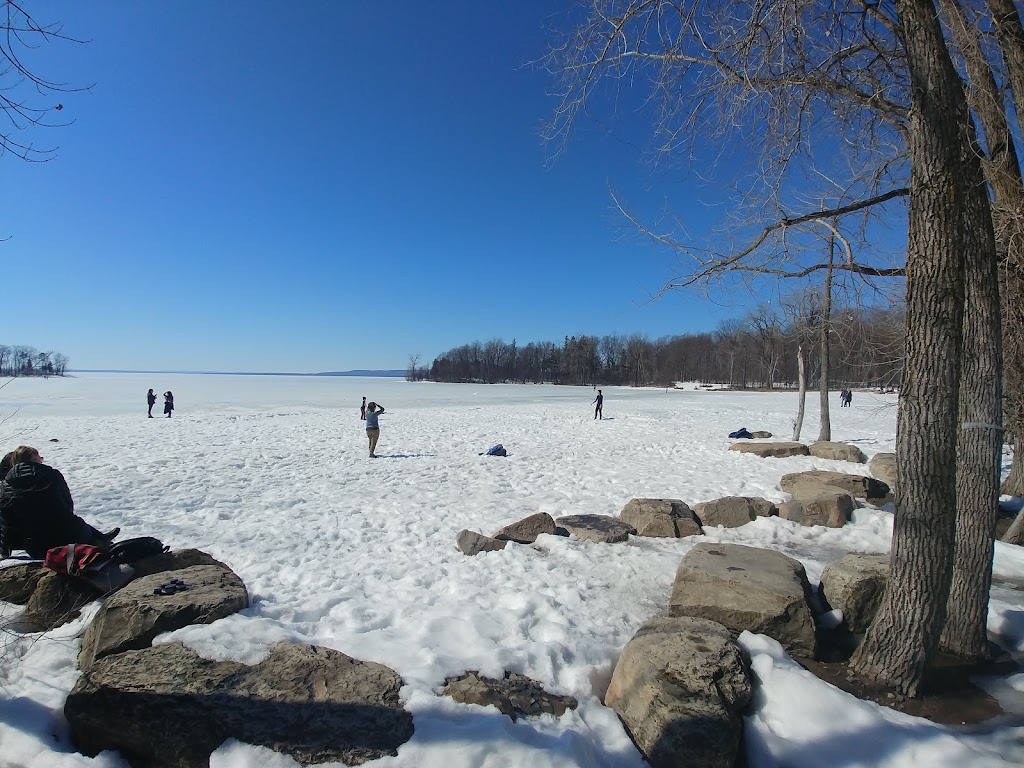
[808,441,867,463]
[17,571,102,632]
[78,564,249,670]
[692,496,778,528]
[777,489,853,528]
[0,562,46,604]
[554,514,635,543]
[442,671,578,720]
[780,470,889,501]
[819,554,890,632]
[669,542,817,658]
[619,498,703,538]
[869,452,897,493]
[65,641,414,768]
[729,441,809,458]
[493,512,556,543]
[750,431,773,439]
[605,616,751,768]
[456,529,508,556]
[128,548,232,580]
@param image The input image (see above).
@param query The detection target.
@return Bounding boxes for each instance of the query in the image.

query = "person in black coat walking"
[0,446,118,559]
[163,391,174,417]
[147,388,157,418]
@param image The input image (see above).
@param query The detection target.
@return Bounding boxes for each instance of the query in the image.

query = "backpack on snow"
[484,444,507,457]
[728,428,754,439]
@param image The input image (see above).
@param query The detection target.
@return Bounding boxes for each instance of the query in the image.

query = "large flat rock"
[668,542,817,658]
[729,441,810,458]
[65,641,414,767]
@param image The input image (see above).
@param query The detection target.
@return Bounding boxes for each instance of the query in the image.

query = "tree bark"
[942,136,1003,660]
[849,0,968,697]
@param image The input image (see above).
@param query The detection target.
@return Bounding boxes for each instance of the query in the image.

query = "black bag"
[108,536,168,565]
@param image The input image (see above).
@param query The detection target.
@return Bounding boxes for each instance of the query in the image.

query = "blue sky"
[3,2,850,372]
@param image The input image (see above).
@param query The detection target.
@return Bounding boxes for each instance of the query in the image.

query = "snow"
[1,373,1022,768]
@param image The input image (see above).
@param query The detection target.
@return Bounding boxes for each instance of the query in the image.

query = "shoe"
[101,527,121,542]
[370,453,377,458]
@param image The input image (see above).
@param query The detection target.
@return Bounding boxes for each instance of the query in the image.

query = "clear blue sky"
[3,2,765,372]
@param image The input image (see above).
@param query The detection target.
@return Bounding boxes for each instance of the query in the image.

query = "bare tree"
[544,0,1002,695]
[1,2,85,163]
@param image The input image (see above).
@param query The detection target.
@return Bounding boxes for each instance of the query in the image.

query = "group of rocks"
[451,438,899,767]
[0,437,900,768]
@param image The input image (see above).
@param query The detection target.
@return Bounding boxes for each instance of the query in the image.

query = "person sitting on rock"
[0,445,119,559]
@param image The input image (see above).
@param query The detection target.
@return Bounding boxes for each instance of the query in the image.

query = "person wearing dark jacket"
[147,388,157,418]
[163,391,174,417]
[0,446,118,559]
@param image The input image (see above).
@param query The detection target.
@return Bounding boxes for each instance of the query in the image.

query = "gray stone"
[777,488,853,528]
[17,571,102,632]
[456,529,508,556]
[693,496,778,529]
[819,554,890,632]
[0,562,46,604]
[493,512,556,544]
[619,498,703,538]
[554,514,635,543]
[669,542,817,658]
[128,548,232,580]
[750,431,773,439]
[729,441,809,458]
[605,616,751,768]
[869,453,898,493]
[780,470,889,501]
[808,441,868,463]
[79,564,249,670]
[442,671,578,720]
[65,641,414,768]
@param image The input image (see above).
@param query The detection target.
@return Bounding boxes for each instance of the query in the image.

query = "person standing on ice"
[163,391,175,418]
[365,402,385,457]
[147,388,157,418]
[592,389,604,420]
[360,396,367,420]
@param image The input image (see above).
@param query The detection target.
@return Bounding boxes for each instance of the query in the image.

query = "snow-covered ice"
[1,373,1022,767]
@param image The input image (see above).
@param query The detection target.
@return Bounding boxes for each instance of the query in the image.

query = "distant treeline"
[419,304,904,389]
[0,345,70,377]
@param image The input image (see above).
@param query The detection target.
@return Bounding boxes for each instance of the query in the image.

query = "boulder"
[493,512,556,544]
[0,562,46,604]
[128,548,232,580]
[456,529,508,556]
[692,496,778,529]
[16,571,102,632]
[750,431,773,439]
[869,452,898,493]
[808,441,867,463]
[605,616,751,768]
[65,641,414,768]
[669,542,817,658]
[729,441,809,458]
[554,514,635,543]
[442,671,578,720]
[780,470,889,501]
[777,489,854,528]
[819,554,890,632]
[79,564,249,670]
[619,498,703,538]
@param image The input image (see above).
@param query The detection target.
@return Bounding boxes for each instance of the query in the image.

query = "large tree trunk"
[849,0,968,697]
[942,138,1003,660]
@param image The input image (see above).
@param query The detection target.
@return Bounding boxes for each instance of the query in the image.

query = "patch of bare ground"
[793,629,1019,725]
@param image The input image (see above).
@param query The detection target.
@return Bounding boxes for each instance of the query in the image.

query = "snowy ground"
[1,373,1023,768]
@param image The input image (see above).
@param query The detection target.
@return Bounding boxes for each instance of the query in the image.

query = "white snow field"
[1,372,1023,768]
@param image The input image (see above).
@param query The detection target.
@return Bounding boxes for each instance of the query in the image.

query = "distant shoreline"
[69,369,406,378]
